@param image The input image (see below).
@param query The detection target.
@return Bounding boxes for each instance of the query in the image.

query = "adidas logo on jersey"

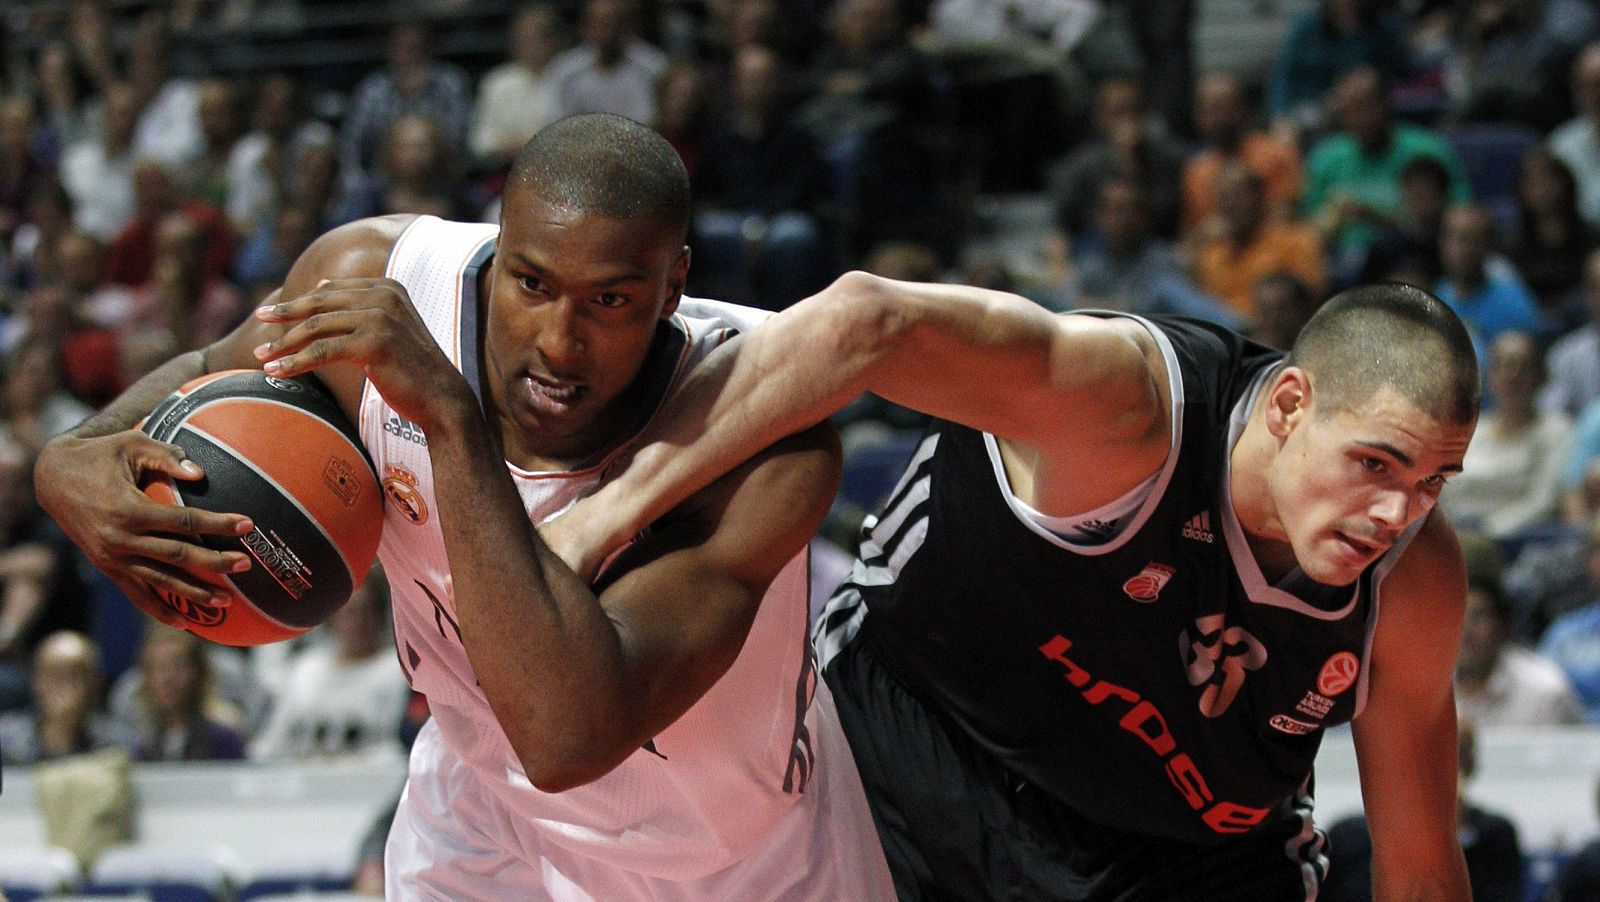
[1182,511,1214,543]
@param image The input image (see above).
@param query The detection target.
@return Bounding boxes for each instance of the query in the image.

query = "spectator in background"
[1539,539,1600,722]
[105,159,233,289]
[1442,331,1571,539]
[1051,176,1240,325]
[1,339,94,454]
[1250,271,1319,351]
[32,40,98,156]
[233,203,316,304]
[284,136,346,234]
[1049,75,1187,242]
[1541,248,1600,419]
[190,78,267,238]
[692,45,830,310]
[0,631,129,763]
[1191,162,1326,321]
[126,12,204,170]
[547,0,667,124]
[342,114,466,221]
[1455,545,1585,726]
[1356,155,1453,287]
[1445,0,1599,129]
[1508,147,1596,333]
[1435,205,1546,355]
[1320,720,1523,902]
[653,61,715,181]
[124,626,245,762]
[10,231,131,408]
[124,211,246,357]
[59,82,139,242]
[470,4,566,175]
[1268,0,1409,131]
[230,73,335,238]
[340,21,471,189]
[1551,43,1600,229]
[1303,67,1470,267]
[251,567,407,760]
[0,435,89,713]
[6,181,74,294]
[1183,72,1301,231]
[0,97,54,252]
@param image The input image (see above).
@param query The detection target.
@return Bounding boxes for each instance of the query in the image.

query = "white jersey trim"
[980,312,1185,556]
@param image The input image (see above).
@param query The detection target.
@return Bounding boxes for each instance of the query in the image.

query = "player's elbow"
[518,741,618,794]
[808,270,917,364]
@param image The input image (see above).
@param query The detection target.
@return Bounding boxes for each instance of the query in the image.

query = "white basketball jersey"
[363,216,879,892]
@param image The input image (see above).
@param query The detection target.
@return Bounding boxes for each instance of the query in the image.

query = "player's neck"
[1229,396,1298,582]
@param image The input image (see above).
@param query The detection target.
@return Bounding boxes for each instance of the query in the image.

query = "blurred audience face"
[1094,79,1143,138]
[141,629,204,723]
[1486,331,1542,412]
[1398,164,1450,234]
[656,63,711,136]
[582,0,632,58]
[1441,207,1494,284]
[511,5,562,70]
[251,74,297,137]
[1194,74,1247,149]
[1093,179,1149,255]
[32,631,99,724]
[197,79,240,150]
[731,46,781,117]
[0,97,35,158]
[1252,274,1316,351]
[36,42,77,105]
[384,115,446,186]
[6,342,64,417]
[132,159,181,220]
[1456,584,1508,681]
[103,83,140,152]
[388,23,432,71]
[728,0,778,50]
[1517,150,1576,219]
[271,205,315,266]
[1216,164,1265,239]
[1573,43,1600,121]
[1331,68,1387,149]
[1583,249,1600,325]
[155,212,204,273]
[56,231,106,294]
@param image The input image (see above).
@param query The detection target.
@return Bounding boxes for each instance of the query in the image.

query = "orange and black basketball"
[139,369,383,646]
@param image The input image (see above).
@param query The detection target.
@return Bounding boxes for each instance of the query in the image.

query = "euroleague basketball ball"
[138,369,383,646]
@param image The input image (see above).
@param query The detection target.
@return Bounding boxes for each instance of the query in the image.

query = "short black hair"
[506,114,690,243]
[1286,282,1480,424]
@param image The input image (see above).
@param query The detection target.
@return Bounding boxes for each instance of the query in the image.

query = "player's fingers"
[261,334,377,378]
[119,485,254,538]
[123,563,232,620]
[124,434,207,482]
[255,279,399,323]
[253,307,369,361]
[124,534,251,579]
[117,578,189,630]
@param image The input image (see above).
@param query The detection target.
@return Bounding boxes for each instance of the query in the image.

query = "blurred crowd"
[9,0,1600,895]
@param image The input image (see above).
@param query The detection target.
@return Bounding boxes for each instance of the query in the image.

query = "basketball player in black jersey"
[553,279,1480,899]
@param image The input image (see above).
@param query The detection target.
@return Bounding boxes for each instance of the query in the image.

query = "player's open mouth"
[521,375,586,416]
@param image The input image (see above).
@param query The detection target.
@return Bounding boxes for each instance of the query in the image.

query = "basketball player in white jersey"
[35,115,892,899]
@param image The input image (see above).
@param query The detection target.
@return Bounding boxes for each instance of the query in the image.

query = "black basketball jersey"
[818,314,1421,848]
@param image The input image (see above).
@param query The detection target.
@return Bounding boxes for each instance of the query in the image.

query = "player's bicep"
[592,424,840,738]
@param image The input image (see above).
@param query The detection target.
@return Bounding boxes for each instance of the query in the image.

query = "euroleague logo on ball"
[153,585,227,627]
[1317,651,1360,697]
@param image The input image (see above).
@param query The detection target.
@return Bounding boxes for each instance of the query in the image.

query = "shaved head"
[506,113,690,243]
[1287,282,1479,425]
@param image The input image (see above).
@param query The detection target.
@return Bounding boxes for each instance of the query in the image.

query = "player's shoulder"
[299,214,422,279]
[1383,511,1467,614]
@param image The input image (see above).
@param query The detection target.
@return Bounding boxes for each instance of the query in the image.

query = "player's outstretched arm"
[1350,513,1471,900]
[554,271,1170,576]
[34,216,408,625]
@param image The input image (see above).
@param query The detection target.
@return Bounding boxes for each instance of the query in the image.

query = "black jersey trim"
[978,312,1186,556]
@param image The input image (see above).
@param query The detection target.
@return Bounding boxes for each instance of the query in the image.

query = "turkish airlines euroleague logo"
[1317,652,1360,697]
[153,585,227,627]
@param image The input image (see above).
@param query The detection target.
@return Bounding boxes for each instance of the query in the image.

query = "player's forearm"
[424,399,645,790]
[60,349,208,440]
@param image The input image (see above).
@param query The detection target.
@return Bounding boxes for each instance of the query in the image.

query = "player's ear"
[661,245,689,320]
[1265,366,1311,439]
